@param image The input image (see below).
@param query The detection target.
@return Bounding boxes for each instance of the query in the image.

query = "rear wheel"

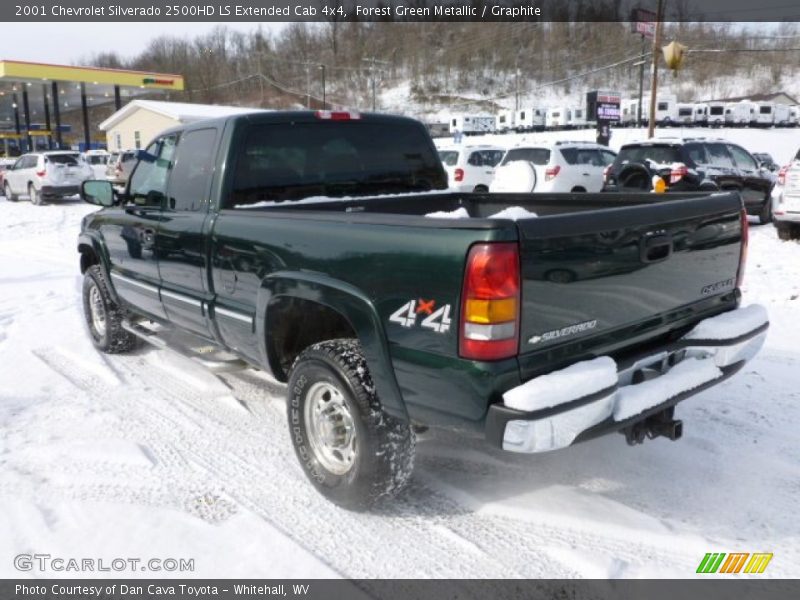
[82,265,139,353]
[3,182,17,202]
[287,339,415,510]
[758,196,773,224]
[28,184,42,206]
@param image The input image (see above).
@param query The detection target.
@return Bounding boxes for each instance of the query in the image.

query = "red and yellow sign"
[0,60,184,91]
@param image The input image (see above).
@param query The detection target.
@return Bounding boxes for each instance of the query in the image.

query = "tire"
[82,265,139,353]
[287,339,415,510]
[29,183,42,206]
[4,182,17,202]
[758,196,772,224]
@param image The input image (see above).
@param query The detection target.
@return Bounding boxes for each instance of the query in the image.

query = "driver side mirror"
[81,180,115,207]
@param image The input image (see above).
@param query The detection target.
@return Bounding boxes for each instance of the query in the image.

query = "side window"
[727,145,758,171]
[520,111,526,120]
[165,128,217,211]
[657,102,668,111]
[467,152,483,167]
[128,135,177,207]
[599,150,617,166]
[684,143,707,165]
[704,143,735,168]
[134,131,142,150]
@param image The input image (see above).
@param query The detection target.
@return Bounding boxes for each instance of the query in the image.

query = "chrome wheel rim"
[88,283,107,337]
[304,381,357,475]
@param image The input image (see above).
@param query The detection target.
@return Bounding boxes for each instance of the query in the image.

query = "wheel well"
[570,186,587,193]
[267,296,356,381]
[79,244,99,274]
[473,185,488,193]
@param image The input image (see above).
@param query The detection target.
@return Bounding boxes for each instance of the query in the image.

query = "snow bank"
[503,356,617,412]
[489,206,538,220]
[613,358,722,421]
[683,304,768,341]
[425,207,470,219]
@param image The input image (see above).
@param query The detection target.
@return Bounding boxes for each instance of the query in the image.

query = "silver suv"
[2,151,93,205]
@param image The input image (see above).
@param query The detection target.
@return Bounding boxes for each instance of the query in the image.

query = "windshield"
[229,121,447,207]
[617,145,682,165]
[46,154,79,166]
[501,148,550,166]
[438,150,459,166]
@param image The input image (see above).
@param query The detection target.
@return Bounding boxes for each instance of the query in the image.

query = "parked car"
[77,110,765,508]
[105,150,138,186]
[2,151,92,205]
[438,145,505,192]
[0,157,17,189]
[81,150,112,179]
[490,141,616,193]
[603,137,775,223]
[771,148,800,240]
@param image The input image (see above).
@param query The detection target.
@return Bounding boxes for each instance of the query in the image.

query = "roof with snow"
[98,99,267,131]
[703,92,799,105]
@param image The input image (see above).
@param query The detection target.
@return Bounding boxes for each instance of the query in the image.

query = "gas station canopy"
[0,60,184,152]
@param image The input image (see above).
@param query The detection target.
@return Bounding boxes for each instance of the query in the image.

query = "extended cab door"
[155,127,218,338]
[104,135,176,320]
[727,143,771,208]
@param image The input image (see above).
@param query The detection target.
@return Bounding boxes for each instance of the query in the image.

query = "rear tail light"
[736,208,749,289]
[669,163,688,184]
[545,165,561,181]
[460,243,520,361]
[454,168,465,182]
[777,165,788,186]
[36,165,46,177]
[314,110,361,121]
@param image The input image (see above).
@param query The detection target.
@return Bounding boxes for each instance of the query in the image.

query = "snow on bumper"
[488,304,768,454]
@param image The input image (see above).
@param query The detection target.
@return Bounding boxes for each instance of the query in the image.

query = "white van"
[707,102,726,127]
[725,102,754,126]
[546,106,568,129]
[515,107,545,132]
[449,114,495,136]
[495,110,515,133]
[676,103,695,126]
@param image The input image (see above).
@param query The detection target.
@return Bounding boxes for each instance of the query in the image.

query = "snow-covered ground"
[0,193,798,579]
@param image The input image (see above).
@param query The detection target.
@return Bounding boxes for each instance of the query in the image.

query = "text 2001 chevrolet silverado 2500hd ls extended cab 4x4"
[77,111,768,509]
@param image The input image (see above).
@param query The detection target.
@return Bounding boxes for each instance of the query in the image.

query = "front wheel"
[82,265,139,353]
[287,339,415,510]
[3,182,17,202]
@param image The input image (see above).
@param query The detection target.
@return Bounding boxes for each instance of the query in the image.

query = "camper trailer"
[449,114,495,136]
[515,107,545,132]
[753,102,776,127]
[707,102,726,127]
[772,104,791,127]
[495,110,515,133]
[546,106,568,129]
[655,94,678,125]
[676,103,695,126]
[692,103,709,126]
[566,106,588,129]
[790,106,799,127]
[725,101,755,126]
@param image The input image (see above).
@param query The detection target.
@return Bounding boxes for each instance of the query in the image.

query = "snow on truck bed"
[0,196,799,578]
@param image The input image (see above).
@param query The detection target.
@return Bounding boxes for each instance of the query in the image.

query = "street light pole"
[319,64,326,109]
[647,0,665,139]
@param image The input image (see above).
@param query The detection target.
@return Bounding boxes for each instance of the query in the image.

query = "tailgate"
[514,193,744,379]
[48,162,82,185]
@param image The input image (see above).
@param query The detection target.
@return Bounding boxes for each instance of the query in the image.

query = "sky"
[2,23,286,65]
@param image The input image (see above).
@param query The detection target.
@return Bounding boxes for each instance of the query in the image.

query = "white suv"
[3,151,93,205]
[490,142,617,194]
[438,145,505,192]
[772,148,800,240]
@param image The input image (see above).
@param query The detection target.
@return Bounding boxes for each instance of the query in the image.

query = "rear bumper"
[41,184,80,198]
[486,304,768,453]
[773,191,800,223]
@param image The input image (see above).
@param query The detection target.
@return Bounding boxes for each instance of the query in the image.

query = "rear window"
[616,144,682,165]
[501,148,551,166]
[46,154,79,166]
[438,150,459,166]
[85,155,107,165]
[228,121,447,207]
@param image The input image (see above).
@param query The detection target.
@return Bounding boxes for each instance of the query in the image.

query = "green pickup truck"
[77,111,768,509]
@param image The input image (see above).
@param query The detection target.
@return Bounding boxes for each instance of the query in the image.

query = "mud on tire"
[287,339,415,510]
[82,265,139,353]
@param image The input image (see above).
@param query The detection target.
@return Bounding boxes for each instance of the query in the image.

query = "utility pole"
[647,0,665,139]
[363,57,389,112]
[637,34,646,128]
[319,64,326,109]
[515,68,521,112]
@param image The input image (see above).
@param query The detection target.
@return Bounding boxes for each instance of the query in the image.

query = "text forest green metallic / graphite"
[77,110,752,444]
